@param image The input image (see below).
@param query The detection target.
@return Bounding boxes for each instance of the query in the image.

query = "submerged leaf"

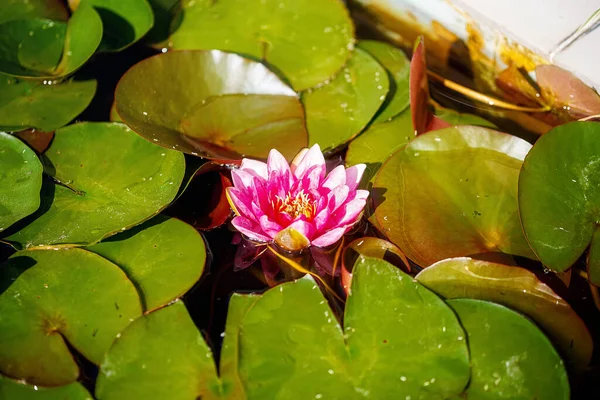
[115,50,307,161]
[6,122,185,249]
[0,375,92,400]
[168,0,355,91]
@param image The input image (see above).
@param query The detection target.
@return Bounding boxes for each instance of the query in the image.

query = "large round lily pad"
[0,73,96,132]
[303,48,388,151]
[88,216,207,312]
[0,375,93,400]
[0,248,142,386]
[416,257,592,369]
[115,50,308,161]
[519,122,600,276]
[357,40,410,124]
[85,0,154,52]
[373,126,536,267]
[0,132,43,232]
[0,3,102,78]
[96,294,258,400]
[0,0,69,24]
[6,122,185,249]
[448,299,569,399]
[239,257,470,399]
[168,0,354,91]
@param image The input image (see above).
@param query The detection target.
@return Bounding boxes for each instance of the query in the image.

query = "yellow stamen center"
[272,190,317,219]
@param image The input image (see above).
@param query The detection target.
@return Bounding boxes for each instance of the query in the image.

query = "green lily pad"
[373,126,536,267]
[85,0,154,51]
[345,108,414,184]
[0,0,69,24]
[0,73,96,132]
[357,40,410,123]
[168,0,354,91]
[448,299,570,400]
[0,132,42,232]
[416,257,592,369]
[303,48,388,151]
[6,122,185,249]
[88,216,207,312]
[144,0,181,45]
[96,300,222,400]
[115,50,308,161]
[239,257,470,399]
[519,122,600,276]
[0,375,93,400]
[0,248,142,386]
[0,3,102,78]
[434,107,496,128]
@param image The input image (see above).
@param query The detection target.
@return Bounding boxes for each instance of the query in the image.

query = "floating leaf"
[239,257,470,399]
[84,0,154,51]
[5,122,185,249]
[0,374,93,400]
[15,129,54,153]
[0,74,96,132]
[345,108,414,184]
[519,121,600,277]
[433,107,496,128]
[0,248,142,386]
[0,0,69,24]
[168,0,354,91]
[448,299,570,399]
[303,48,388,151]
[536,65,600,119]
[0,4,102,78]
[373,126,536,267]
[358,40,410,123]
[0,132,42,232]
[417,257,592,369]
[96,296,258,400]
[115,50,307,161]
[144,0,181,45]
[88,216,207,311]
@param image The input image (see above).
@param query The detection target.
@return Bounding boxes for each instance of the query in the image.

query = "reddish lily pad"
[409,37,450,135]
[168,0,354,91]
[88,216,207,312]
[536,65,600,119]
[115,50,308,161]
[0,375,92,400]
[0,248,142,386]
[0,132,43,233]
[358,40,410,123]
[416,257,593,369]
[448,299,570,400]
[14,129,54,153]
[373,126,536,267]
[239,257,470,399]
[519,122,600,278]
[5,122,185,249]
[303,48,389,151]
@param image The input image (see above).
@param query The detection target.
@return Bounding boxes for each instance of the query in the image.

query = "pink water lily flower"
[226,144,368,249]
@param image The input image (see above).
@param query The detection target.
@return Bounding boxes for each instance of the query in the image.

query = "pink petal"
[287,218,316,240]
[227,187,256,221]
[313,207,330,231]
[231,169,256,191]
[345,164,366,191]
[231,216,271,242]
[293,144,325,180]
[267,149,292,180]
[328,198,366,228]
[259,215,283,238]
[322,165,346,190]
[327,185,349,213]
[240,159,268,180]
[300,164,326,192]
[354,189,369,201]
[312,226,348,247]
[290,148,309,174]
